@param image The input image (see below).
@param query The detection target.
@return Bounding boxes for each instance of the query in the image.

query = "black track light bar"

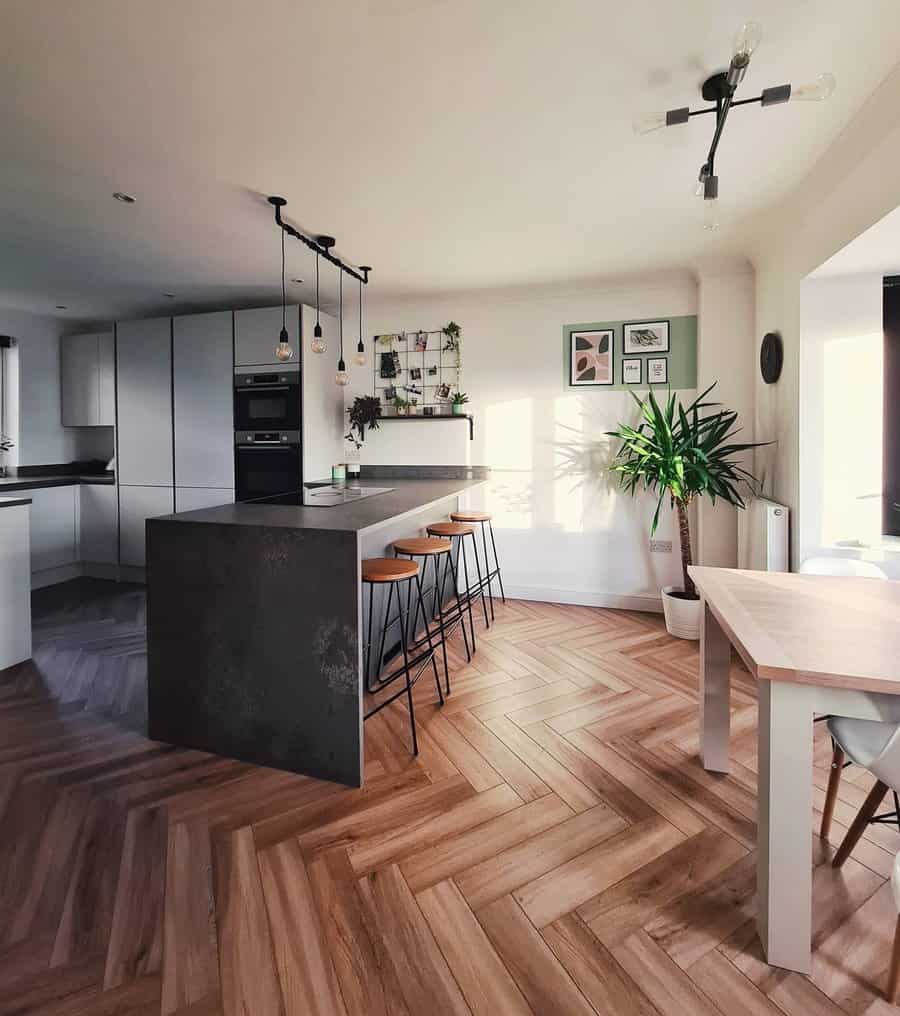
[267,197,371,286]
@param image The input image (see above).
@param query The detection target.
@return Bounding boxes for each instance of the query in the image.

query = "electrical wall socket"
[649,539,672,554]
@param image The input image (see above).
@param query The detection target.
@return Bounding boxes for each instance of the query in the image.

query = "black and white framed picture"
[623,320,670,354]
[647,357,668,384]
[622,358,642,385]
[569,329,613,386]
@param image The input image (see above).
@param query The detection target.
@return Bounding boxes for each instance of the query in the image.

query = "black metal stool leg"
[468,532,490,629]
[480,520,495,622]
[398,577,418,755]
[488,519,506,603]
[414,569,444,706]
[455,537,477,653]
[431,555,452,692]
[441,547,471,662]
[374,581,395,685]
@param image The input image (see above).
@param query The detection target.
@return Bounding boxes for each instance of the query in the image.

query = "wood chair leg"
[832,779,889,868]
[887,915,900,1004]
[820,743,845,840]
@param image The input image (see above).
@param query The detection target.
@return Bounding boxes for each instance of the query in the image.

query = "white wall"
[695,264,757,568]
[0,307,115,468]
[341,272,700,609]
[800,274,883,562]
[301,307,345,483]
[749,64,900,567]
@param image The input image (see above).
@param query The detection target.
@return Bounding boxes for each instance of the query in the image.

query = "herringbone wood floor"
[1,580,898,1015]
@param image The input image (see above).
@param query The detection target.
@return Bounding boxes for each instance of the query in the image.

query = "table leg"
[757,679,814,974]
[700,601,731,773]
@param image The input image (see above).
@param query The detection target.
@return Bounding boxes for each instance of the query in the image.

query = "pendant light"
[354,271,367,367]
[335,271,349,386]
[311,251,326,354]
[274,227,294,362]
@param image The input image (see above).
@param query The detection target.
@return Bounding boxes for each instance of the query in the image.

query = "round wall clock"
[760,331,783,384]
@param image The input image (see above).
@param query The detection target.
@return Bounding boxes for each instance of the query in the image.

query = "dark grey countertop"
[0,495,32,508]
[0,474,115,492]
[150,477,486,534]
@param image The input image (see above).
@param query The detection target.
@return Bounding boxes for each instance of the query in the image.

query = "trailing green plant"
[345,395,381,450]
[442,321,461,352]
[451,391,469,405]
[607,383,765,600]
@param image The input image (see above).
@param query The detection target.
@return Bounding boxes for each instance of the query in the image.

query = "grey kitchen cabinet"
[25,485,78,572]
[79,483,118,564]
[119,485,174,568]
[173,312,234,489]
[116,318,173,486]
[234,305,299,366]
[62,333,109,427]
[175,487,234,513]
[97,333,115,426]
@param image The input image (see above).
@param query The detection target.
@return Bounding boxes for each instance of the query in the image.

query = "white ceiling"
[2,0,899,323]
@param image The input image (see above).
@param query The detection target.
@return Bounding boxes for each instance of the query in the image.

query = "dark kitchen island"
[146,473,486,787]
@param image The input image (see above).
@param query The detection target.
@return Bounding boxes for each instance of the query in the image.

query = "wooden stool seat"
[362,558,419,583]
[426,521,475,538]
[450,510,492,523]
[393,537,453,556]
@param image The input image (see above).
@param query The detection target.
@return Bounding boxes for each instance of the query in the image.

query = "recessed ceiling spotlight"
[113,192,136,204]
[291,278,303,284]
[55,304,68,310]
[163,292,176,298]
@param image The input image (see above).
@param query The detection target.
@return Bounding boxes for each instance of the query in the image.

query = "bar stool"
[426,521,488,644]
[361,557,442,756]
[393,536,463,693]
[450,510,505,622]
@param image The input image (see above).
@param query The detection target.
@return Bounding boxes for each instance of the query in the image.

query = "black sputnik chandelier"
[268,196,372,385]
[633,22,835,230]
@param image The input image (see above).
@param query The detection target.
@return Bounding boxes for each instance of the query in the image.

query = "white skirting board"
[501,584,663,613]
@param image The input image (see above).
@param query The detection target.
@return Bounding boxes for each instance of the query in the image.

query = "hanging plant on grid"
[345,395,382,450]
[607,383,765,600]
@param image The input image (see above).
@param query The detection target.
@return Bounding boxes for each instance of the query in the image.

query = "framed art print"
[623,320,670,354]
[570,329,613,386]
[622,358,642,384]
[647,357,668,384]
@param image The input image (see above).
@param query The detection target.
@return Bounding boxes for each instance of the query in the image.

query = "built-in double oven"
[234,366,302,502]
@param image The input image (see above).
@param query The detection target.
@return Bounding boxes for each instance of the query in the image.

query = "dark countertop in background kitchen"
[151,476,487,534]
[0,473,115,492]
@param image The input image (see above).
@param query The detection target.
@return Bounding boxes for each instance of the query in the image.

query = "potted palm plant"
[607,384,764,639]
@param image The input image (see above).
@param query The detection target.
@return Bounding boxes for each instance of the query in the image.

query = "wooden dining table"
[689,565,900,974]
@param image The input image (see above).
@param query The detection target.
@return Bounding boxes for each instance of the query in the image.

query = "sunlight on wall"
[822,331,883,544]
[485,397,533,530]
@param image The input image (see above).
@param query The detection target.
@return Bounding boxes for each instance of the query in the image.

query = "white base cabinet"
[79,484,119,564]
[28,486,78,572]
[119,485,174,568]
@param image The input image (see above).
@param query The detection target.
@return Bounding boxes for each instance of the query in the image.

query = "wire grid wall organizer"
[373,330,462,412]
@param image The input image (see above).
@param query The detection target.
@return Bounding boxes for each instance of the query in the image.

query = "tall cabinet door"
[234,306,298,367]
[116,318,173,486]
[97,333,116,426]
[119,485,174,567]
[173,311,234,489]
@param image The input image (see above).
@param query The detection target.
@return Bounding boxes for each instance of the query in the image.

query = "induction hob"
[248,484,395,507]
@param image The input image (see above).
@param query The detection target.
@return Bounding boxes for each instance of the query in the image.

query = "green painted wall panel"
[563,315,698,391]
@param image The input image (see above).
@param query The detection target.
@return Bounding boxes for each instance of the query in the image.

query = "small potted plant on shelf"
[607,383,764,640]
[451,391,469,416]
[408,397,418,416]
[344,395,381,450]
[393,395,409,417]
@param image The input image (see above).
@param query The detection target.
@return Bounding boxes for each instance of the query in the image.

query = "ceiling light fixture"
[274,224,294,362]
[355,268,371,367]
[266,196,371,359]
[112,192,136,204]
[633,22,835,228]
[311,251,326,353]
[291,278,303,284]
[55,304,67,310]
[163,292,176,299]
[335,271,349,387]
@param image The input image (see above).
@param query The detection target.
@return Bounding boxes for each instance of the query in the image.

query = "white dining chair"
[799,556,889,579]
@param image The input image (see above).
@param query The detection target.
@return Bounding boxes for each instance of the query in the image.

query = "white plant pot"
[661,585,701,640]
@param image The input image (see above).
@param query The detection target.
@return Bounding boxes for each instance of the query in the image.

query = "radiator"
[738,498,790,571]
